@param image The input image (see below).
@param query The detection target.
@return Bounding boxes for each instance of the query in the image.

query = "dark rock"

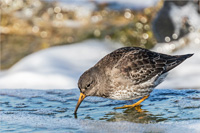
[152,0,200,43]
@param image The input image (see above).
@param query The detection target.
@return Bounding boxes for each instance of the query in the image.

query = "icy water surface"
[0,89,200,132]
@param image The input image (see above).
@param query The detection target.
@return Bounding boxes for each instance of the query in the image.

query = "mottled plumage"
[74,47,193,113]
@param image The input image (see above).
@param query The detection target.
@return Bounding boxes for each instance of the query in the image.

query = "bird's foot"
[114,103,139,109]
[114,95,149,109]
[134,105,143,112]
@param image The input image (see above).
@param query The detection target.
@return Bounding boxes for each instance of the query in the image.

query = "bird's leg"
[114,95,149,109]
[134,105,143,113]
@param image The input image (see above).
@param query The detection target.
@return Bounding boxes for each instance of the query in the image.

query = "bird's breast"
[107,74,163,100]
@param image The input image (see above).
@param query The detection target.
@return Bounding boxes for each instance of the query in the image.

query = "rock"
[152,0,200,43]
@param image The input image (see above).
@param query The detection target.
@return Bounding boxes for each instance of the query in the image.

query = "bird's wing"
[95,47,136,68]
[96,47,191,85]
[115,48,167,85]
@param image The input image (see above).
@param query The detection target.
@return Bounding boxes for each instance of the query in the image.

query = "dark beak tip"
[73,111,77,115]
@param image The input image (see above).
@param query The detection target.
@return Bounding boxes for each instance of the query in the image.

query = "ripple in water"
[0,89,200,132]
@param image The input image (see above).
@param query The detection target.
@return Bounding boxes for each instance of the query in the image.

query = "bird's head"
[74,67,99,114]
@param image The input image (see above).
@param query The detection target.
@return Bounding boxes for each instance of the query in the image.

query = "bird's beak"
[74,92,86,114]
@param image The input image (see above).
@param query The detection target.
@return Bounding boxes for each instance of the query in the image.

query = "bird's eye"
[86,84,91,88]
[85,80,94,89]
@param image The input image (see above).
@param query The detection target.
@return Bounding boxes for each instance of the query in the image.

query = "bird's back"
[95,47,193,87]
[114,47,193,85]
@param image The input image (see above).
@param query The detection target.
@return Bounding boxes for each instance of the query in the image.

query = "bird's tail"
[165,53,193,72]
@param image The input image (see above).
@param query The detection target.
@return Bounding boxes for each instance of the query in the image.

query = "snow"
[81,121,200,133]
[1,34,200,89]
[1,35,200,89]
[153,32,200,89]
[152,1,200,89]
[1,113,200,133]
[0,40,122,89]
[169,2,200,35]
[52,0,159,10]
[94,0,159,10]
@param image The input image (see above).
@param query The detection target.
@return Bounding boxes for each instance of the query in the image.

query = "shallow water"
[0,89,200,132]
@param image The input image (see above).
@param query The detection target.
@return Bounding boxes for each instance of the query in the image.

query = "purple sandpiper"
[74,47,193,114]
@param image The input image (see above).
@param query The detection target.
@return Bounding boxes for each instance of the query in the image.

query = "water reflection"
[102,106,167,123]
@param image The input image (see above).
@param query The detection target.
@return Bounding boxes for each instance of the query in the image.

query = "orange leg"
[114,95,149,109]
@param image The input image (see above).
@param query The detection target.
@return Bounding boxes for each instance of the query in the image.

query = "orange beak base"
[74,93,86,114]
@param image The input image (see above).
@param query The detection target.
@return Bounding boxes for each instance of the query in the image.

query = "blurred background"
[1,1,200,132]
[0,0,200,89]
[0,0,161,69]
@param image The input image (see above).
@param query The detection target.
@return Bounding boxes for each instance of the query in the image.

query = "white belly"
[109,86,153,100]
[109,73,168,100]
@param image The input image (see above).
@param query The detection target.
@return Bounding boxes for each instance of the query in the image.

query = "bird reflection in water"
[103,105,167,123]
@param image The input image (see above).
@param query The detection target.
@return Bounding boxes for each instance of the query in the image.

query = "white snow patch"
[1,112,200,133]
[0,34,200,89]
[154,32,200,89]
[170,2,200,35]
[0,40,122,89]
[94,0,159,9]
